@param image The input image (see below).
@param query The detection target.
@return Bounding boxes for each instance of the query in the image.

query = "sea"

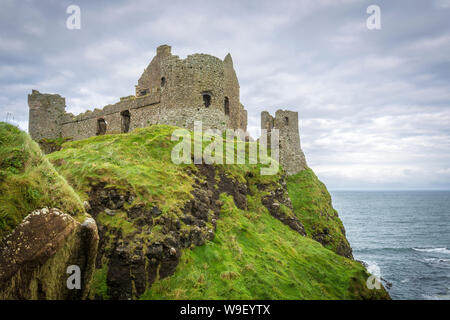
[330,191,450,300]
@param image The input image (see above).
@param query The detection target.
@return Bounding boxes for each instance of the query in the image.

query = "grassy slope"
[48,125,194,213]
[47,124,388,299]
[0,123,85,238]
[47,125,276,247]
[287,169,352,257]
[141,193,386,300]
[48,125,199,299]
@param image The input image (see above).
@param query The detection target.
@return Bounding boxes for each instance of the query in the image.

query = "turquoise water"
[330,191,450,300]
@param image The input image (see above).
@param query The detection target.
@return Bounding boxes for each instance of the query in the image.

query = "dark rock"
[151,206,162,216]
[260,176,306,236]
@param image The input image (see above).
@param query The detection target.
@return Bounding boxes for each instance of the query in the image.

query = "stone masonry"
[28,44,306,175]
[261,110,307,175]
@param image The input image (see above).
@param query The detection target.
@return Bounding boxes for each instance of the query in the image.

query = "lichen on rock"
[0,208,98,299]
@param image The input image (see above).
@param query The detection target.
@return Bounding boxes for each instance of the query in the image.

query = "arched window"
[121,110,131,133]
[284,117,289,125]
[202,93,211,108]
[161,77,166,87]
[97,118,107,135]
[224,97,230,115]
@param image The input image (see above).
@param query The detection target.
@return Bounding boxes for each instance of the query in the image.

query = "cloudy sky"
[1,0,449,190]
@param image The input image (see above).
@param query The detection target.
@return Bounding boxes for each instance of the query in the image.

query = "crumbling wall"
[135,45,244,132]
[59,93,161,140]
[261,110,307,175]
[28,90,66,141]
[135,45,171,97]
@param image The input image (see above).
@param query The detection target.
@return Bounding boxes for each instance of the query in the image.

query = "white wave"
[400,278,410,283]
[422,293,450,300]
[364,260,381,278]
[424,258,450,263]
[412,247,450,254]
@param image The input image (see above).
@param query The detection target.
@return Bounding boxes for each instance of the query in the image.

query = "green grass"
[0,122,85,238]
[38,137,72,154]
[47,125,279,241]
[141,193,389,300]
[287,168,352,257]
[48,125,195,213]
[90,265,110,300]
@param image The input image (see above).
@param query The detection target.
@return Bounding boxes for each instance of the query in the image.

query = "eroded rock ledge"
[0,208,98,300]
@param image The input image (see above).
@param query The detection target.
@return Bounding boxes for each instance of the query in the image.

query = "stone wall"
[59,93,161,140]
[261,110,307,175]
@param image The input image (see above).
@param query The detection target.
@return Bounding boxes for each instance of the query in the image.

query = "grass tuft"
[0,122,85,238]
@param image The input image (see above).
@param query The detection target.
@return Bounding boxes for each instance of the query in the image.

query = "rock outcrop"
[87,164,250,300]
[0,209,98,299]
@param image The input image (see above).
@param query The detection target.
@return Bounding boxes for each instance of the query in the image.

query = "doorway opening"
[121,110,131,133]
[97,118,107,135]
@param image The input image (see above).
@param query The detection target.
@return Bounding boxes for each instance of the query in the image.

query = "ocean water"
[330,191,450,300]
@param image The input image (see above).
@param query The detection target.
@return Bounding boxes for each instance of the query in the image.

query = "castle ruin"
[261,110,307,175]
[28,45,307,175]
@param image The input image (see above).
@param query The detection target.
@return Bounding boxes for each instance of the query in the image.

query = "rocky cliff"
[0,122,390,300]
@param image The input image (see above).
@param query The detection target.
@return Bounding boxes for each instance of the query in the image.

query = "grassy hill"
[45,124,389,300]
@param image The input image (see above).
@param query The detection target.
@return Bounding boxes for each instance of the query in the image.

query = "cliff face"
[287,169,353,259]
[0,123,98,299]
[45,124,389,300]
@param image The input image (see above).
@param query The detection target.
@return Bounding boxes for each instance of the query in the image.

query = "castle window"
[121,110,131,133]
[97,118,107,135]
[161,77,166,87]
[224,97,230,115]
[202,93,211,108]
[284,117,289,125]
[140,89,148,96]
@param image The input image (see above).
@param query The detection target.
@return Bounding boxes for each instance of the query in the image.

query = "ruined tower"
[135,44,246,131]
[261,110,307,175]
[28,90,66,141]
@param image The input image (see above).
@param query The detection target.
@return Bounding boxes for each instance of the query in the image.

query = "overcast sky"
[1,0,449,190]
